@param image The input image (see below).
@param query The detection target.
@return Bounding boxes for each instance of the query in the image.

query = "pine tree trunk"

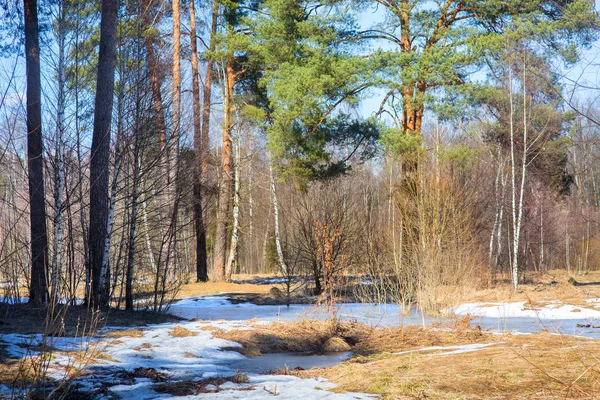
[24,0,49,305]
[190,0,209,282]
[213,55,235,281]
[168,0,182,279]
[201,0,218,177]
[89,0,118,308]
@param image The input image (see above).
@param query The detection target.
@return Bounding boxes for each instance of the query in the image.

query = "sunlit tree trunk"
[213,54,235,281]
[225,142,240,281]
[509,68,527,292]
[269,160,287,275]
[168,0,182,278]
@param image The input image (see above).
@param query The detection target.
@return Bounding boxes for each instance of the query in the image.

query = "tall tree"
[190,0,209,282]
[23,0,49,304]
[250,0,378,181]
[88,0,119,308]
[168,0,181,278]
[358,0,597,137]
[213,0,238,281]
[212,51,235,281]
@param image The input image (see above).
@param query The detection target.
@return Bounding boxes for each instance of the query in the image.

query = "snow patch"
[453,301,600,320]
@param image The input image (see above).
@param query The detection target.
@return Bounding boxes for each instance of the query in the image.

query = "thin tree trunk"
[89,0,118,308]
[24,0,49,304]
[247,137,253,274]
[51,1,67,301]
[269,160,287,275]
[509,68,527,292]
[496,170,506,271]
[125,145,141,310]
[190,0,209,282]
[566,232,571,274]
[225,142,240,281]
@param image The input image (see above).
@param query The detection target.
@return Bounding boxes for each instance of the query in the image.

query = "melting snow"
[0,316,376,399]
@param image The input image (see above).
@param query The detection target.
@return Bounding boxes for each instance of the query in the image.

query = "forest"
[2,0,600,398]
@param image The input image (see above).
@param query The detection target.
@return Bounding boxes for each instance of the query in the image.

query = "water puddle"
[228,351,352,373]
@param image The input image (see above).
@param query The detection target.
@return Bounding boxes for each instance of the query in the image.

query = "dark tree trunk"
[192,0,215,283]
[24,0,49,305]
[125,144,141,311]
[88,0,118,309]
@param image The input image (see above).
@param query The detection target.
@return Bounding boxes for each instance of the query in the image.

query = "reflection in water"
[229,351,352,373]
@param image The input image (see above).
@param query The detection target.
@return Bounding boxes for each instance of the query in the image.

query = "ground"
[3,270,600,399]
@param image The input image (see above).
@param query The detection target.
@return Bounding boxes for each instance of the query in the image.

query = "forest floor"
[2,271,600,398]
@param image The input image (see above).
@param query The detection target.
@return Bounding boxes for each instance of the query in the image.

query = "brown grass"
[175,278,272,299]
[104,328,145,338]
[169,326,198,337]
[301,332,600,399]
[457,269,600,308]
[207,317,600,398]
[210,317,490,357]
[211,319,369,356]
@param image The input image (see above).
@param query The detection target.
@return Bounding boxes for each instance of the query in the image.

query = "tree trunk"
[125,146,141,311]
[89,0,118,308]
[213,55,235,281]
[269,160,287,275]
[509,69,527,292]
[51,0,67,301]
[190,0,209,282]
[145,38,166,152]
[225,142,240,281]
[201,0,218,177]
[24,0,49,305]
[168,0,182,278]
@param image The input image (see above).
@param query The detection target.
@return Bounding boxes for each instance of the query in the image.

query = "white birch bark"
[509,67,528,292]
[225,141,241,280]
[269,158,287,275]
[51,2,66,300]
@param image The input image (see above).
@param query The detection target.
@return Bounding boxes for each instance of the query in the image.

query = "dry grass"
[300,332,600,399]
[455,269,600,308]
[168,326,198,337]
[104,328,145,338]
[211,317,490,357]
[175,276,273,299]
[211,319,370,356]
[208,317,600,398]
